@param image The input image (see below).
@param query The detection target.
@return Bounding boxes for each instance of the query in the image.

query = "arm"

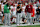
[20,7,23,11]
[9,5,11,10]
[31,5,33,11]
[37,11,39,13]
[25,6,28,15]
[36,9,39,13]
[0,4,1,11]
[25,6,27,13]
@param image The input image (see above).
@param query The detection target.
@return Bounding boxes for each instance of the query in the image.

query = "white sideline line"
[0,23,40,27]
[19,23,40,26]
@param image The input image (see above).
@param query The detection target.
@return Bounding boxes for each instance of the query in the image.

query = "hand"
[35,14,36,16]
[37,11,39,13]
[31,13,33,15]
[11,9,13,11]
[17,9,20,11]
[25,13,27,15]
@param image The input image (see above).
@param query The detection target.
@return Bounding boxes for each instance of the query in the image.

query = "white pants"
[27,12,32,24]
[4,13,11,25]
[36,15,40,22]
[0,16,3,23]
[21,12,26,18]
[16,13,21,24]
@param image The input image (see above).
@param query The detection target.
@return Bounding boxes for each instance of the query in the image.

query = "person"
[22,4,26,24]
[25,2,33,24]
[11,4,17,23]
[0,2,3,24]
[4,3,11,26]
[16,3,22,26]
[36,6,40,23]
[0,3,1,11]
[37,1,40,7]
[1,2,6,23]
[31,8,35,24]
[33,3,38,23]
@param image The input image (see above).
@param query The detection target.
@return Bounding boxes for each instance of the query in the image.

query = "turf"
[17,25,40,27]
[0,24,3,25]
[11,23,16,25]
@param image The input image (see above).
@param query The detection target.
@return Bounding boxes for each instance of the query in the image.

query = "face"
[13,5,15,7]
[19,4,20,5]
[28,2,31,5]
[39,6,40,9]
[38,6,40,9]
[18,4,21,6]
[1,1,3,3]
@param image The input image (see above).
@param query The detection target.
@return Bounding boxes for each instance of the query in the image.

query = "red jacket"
[25,5,33,13]
[31,8,35,17]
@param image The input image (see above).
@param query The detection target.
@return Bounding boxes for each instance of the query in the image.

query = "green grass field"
[17,25,40,27]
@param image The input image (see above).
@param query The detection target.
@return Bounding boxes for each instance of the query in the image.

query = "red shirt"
[25,5,33,13]
[39,0,40,3]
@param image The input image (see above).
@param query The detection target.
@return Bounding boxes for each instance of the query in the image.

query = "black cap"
[18,3,21,4]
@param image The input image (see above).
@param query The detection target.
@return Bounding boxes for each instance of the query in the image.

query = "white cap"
[0,3,1,4]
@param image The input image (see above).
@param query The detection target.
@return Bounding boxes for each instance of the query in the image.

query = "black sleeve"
[36,9,39,11]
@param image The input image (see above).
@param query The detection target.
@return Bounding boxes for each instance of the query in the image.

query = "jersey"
[1,4,4,12]
[10,6,17,15]
[22,6,26,12]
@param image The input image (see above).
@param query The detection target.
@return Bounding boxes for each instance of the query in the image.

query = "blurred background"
[0,0,40,27]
